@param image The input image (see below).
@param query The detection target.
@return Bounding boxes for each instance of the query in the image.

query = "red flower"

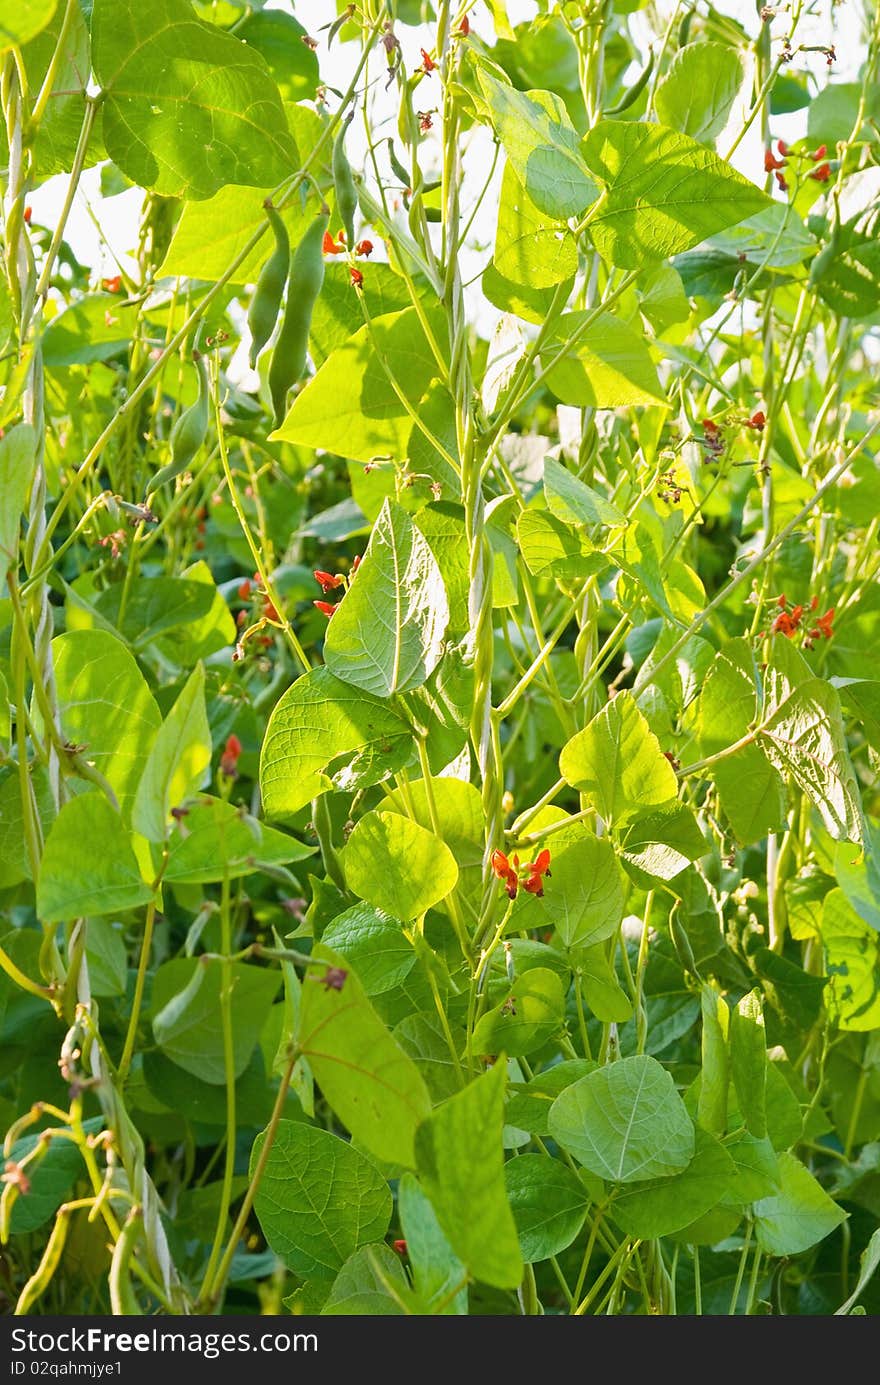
[237,578,252,600]
[323,229,345,254]
[775,170,788,192]
[420,48,435,72]
[263,596,280,622]
[350,267,364,288]
[773,611,794,637]
[24,206,32,224]
[491,848,519,900]
[315,966,348,992]
[810,161,831,183]
[355,239,374,257]
[314,600,337,618]
[777,139,789,156]
[220,733,242,777]
[777,592,788,610]
[816,607,834,639]
[314,569,343,592]
[526,847,552,879]
[458,15,469,35]
[810,595,819,611]
[744,410,766,431]
[102,275,122,293]
[811,144,828,161]
[351,554,362,573]
[764,149,786,171]
[393,1239,408,1255]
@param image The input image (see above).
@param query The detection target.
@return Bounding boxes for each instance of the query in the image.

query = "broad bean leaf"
[543,456,625,528]
[472,968,566,1057]
[322,1245,409,1316]
[415,1063,523,1289]
[548,1054,695,1182]
[324,500,449,698]
[131,664,211,842]
[38,794,152,921]
[343,811,458,920]
[729,989,768,1140]
[92,0,295,199]
[298,945,431,1168]
[151,957,280,1084]
[493,163,577,289]
[612,1130,738,1238]
[654,42,744,146]
[581,120,770,268]
[321,904,416,995]
[0,424,37,563]
[159,185,313,284]
[260,666,412,821]
[543,311,666,408]
[163,796,313,884]
[476,67,596,218]
[48,629,161,822]
[0,0,57,50]
[273,307,444,463]
[505,1154,590,1262]
[398,1173,467,1314]
[819,889,880,1031]
[252,1121,392,1277]
[754,1151,847,1255]
[559,692,678,827]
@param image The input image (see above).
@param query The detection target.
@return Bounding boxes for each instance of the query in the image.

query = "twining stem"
[200,1048,299,1310]
[199,870,237,1303]
[118,898,157,1083]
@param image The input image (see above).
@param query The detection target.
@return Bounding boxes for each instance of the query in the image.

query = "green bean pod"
[332,116,358,249]
[248,203,290,370]
[603,47,654,115]
[269,206,330,429]
[145,351,210,500]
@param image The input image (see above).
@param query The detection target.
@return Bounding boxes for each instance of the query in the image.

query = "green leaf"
[543,456,625,528]
[236,9,319,104]
[415,1063,523,1290]
[512,815,625,950]
[698,986,729,1137]
[476,67,596,218]
[49,629,161,821]
[611,1129,738,1238]
[505,1060,597,1137]
[619,804,707,882]
[398,1173,467,1314]
[559,691,679,827]
[472,968,566,1057]
[6,1129,86,1236]
[493,163,577,289]
[259,666,412,822]
[322,1245,409,1315]
[159,184,311,283]
[310,263,412,368]
[819,889,880,1031]
[37,794,152,922]
[0,0,57,50]
[729,989,768,1140]
[575,947,633,1023]
[298,944,431,1168]
[42,296,139,367]
[582,120,770,269]
[722,1132,780,1204]
[505,1154,590,1262]
[272,307,444,463]
[753,948,827,1031]
[343,811,458,920]
[517,508,601,584]
[324,499,449,698]
[151,957,280,1084]
[131,664,211,842]
[548,1054,695,1182]
[0,424,37,563]
[697,639,787,846]
[836,1226,880,1315]
[163,795,313,885]
[85,918,128,998]
[760,677,864,845]
[142,1048,279,1127]
[321,904,416,996]
[88,577,216,650]
[654,42,745,146]
[252,1120,392,1277]
[543,311,666,409]
[92,0,295,199]
[754,1151,846,1255]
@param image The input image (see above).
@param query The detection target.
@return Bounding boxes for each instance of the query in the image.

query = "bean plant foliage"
[1,0,879,1320]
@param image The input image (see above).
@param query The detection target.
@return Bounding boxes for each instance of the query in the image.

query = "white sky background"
[28,0,863,357]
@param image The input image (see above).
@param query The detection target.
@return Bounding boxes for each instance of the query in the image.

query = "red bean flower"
[810,161,831,183]
[350,266,364,288]
[314,569,343,592]
[220,733,242,778]
[420,47,436,72]
[323,229,345,255]
[355,239,374,258]
[491,849,520,899]
[314,599,337,619]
